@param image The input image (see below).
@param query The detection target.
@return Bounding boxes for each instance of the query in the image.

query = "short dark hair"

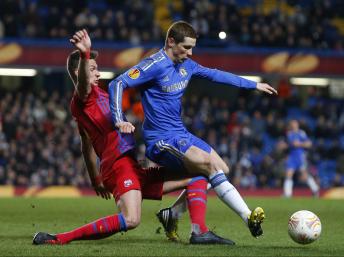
[165,21,197,44]
[66,50,98,83]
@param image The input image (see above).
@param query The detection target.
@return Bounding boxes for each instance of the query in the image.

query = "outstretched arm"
[192,62,277,95]
[79,126,111,200]
[69,29,92,100]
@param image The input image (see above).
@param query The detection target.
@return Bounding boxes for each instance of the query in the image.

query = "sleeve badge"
[128,68,140,79]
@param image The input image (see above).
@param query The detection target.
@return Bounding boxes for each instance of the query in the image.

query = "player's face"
[290,120,299,131]
[173,37,196,63]
[89,59,100,86]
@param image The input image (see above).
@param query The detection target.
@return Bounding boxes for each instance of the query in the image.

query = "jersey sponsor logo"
[162,79,189,93]
[179,68,187,77]
[124,179,133,187]
[128,68,140,79]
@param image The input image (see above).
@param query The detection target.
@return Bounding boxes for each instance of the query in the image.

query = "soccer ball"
[288,210,321,244]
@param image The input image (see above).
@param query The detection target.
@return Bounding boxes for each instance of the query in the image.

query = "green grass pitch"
[0,196,343,256]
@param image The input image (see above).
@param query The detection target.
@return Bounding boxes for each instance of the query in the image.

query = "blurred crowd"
[0,90,89,187]
[1,85,344,189]
[181,0,343,50]
[0,0,343,50]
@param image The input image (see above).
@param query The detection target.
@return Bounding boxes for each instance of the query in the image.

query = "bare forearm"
[293,140,312,148]
[303,141,312,148]
[69,29,92,99]
[77,57,91,99]
[82,145,99,186]
[79,128,99,186]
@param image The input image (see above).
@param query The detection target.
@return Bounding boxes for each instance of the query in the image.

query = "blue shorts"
[146,132,212,171]
[286,155,307,171]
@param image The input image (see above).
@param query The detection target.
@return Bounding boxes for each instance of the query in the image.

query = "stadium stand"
[1,85,344,188]
[0,0,343,49]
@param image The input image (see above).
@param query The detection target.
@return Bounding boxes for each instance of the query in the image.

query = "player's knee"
[208,157,229,174]
[123,215,141,230]
[286,170,294,178]
[189,151,212,175]
[300,171,308,181]
[222,165,229,175]
[203,156,213,174]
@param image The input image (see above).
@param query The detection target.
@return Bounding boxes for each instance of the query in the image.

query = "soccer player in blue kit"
[283,119,319,197]
[109,21,277,240]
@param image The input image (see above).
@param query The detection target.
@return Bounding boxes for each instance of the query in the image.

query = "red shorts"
[100,153,165,202]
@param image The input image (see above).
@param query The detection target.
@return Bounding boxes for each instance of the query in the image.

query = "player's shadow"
[0,235,32,240]
[87,240,313,250]
[235,245,312,250]
[85,237,175,245]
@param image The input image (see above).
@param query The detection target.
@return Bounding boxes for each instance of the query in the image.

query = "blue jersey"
[109,49,257,146]
[287,129,309,159]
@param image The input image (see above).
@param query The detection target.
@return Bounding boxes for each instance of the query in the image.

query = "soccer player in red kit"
[33,29,234,245]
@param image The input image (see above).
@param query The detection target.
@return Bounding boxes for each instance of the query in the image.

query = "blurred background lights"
[218,31,227,40]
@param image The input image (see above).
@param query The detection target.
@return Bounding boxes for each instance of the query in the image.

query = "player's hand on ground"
[256,83,278,95]
[93,184,112,200]
[70,29,91,53]
[115,121,135,133]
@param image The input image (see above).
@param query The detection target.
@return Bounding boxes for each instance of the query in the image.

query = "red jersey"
[70,86,135,170]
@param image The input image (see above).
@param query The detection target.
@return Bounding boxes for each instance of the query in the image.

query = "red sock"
[186,177,209,234]
[56,213,127,244]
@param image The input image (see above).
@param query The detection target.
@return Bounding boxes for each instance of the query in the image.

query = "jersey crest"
[179,67,187,77]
